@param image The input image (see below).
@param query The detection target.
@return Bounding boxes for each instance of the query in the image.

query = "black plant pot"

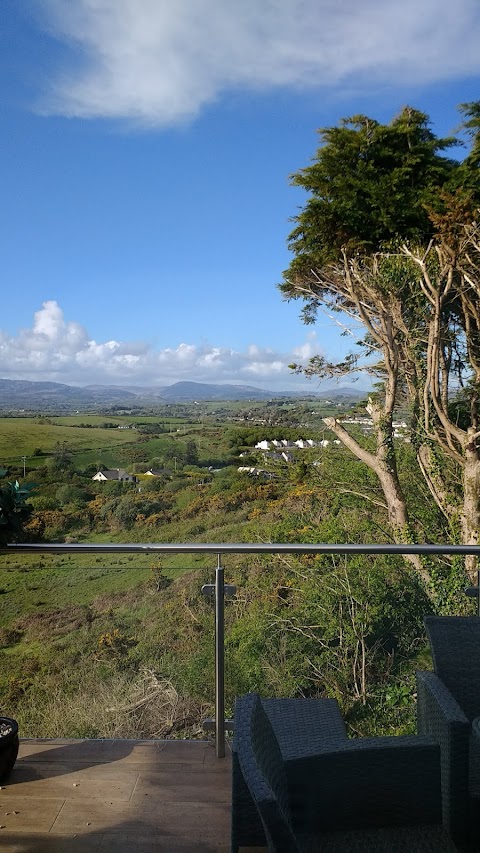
[0,717,19,782]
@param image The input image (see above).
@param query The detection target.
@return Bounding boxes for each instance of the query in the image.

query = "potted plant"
[0,718,19,782]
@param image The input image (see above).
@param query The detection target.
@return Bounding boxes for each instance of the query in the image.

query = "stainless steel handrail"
[3,542,480,554]
[3,541,480,756]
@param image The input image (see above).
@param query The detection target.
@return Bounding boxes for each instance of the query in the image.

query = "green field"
[0,418,138,465]
[0,414,238,474]
[0,546,213,628]
[51,415,198,427]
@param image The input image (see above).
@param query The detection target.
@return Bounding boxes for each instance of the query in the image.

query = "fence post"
[215,553,226,758]
[201,558,235,754]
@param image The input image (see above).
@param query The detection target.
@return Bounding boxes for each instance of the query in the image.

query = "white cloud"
[0,301,321,389]
[37,0,480,125]
[291,332,320,362]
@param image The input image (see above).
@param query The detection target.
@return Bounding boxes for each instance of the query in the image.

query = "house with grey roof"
[92,468,136,482]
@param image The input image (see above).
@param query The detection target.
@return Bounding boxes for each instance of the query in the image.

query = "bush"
[55,485,89,507]
[0,481,35,545]
[30,495,59,511]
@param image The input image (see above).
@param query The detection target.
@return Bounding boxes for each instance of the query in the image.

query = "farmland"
[0,411,256,472]
[0,417,138,467]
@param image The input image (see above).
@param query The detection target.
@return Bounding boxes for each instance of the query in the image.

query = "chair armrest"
[416,670,469,731]
[416,670,471,843]
[231,750,266,851]
[287,735,441,832]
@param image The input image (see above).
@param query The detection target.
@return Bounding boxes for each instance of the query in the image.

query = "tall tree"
[282,104,480,585]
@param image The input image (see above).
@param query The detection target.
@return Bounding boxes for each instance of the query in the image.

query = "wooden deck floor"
[0,738,232,852]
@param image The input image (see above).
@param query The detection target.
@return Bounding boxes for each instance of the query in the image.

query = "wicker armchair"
[232,696,347,850]
[417,616,480,846]
[233,692,448,852]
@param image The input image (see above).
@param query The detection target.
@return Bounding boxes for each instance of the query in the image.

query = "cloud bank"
[0,301,320,389]
[38,0,480,125]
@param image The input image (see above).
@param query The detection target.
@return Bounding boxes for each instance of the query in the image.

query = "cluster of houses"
[237,422,409,479]
[253,438,340,451]
[342,417,409,439]
[237,437,342,478]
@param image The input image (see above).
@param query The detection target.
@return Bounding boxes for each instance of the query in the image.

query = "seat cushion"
[299,824,458,852]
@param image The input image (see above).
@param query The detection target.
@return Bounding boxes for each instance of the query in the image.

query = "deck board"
[0,738,231,852]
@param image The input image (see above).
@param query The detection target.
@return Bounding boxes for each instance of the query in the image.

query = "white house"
[295,439,315,449]
[92,468,136,482]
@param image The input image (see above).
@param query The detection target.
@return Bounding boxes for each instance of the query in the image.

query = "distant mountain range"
[0,378,367,410]
[84,381,276,401]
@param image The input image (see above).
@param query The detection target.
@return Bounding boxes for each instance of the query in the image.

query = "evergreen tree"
[281,104,480,586]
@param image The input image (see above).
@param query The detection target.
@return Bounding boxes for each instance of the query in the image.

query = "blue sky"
[1,0,480,391]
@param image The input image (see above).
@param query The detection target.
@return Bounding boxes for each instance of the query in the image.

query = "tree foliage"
[282,108,458,286]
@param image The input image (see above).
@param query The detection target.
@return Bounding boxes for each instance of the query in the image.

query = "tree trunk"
[323,411,431,586]
[416,443,457,521]
[375,465,409,529]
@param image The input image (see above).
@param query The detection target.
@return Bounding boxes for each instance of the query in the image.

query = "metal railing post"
[201,563,235,752]
[215,553,225,758]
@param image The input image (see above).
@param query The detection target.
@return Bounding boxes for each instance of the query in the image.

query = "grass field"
[0,418,138,465]
[51,415,199,426]
[0,546,215,627]
[0,416,234,473]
